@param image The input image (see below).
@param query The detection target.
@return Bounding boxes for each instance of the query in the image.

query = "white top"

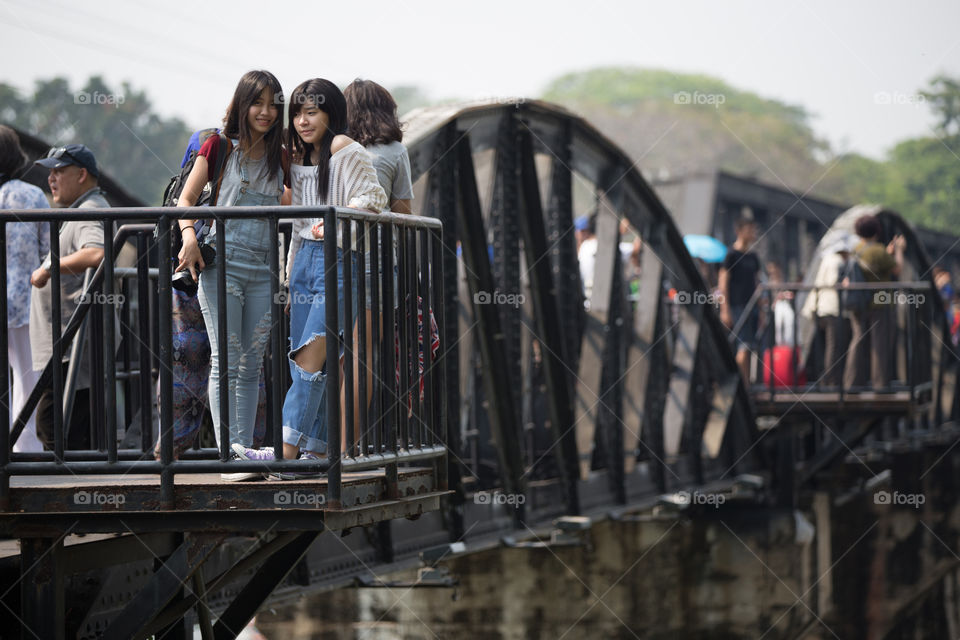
[801,251,846,318]
[287,142,388,275]
[578,237,598,298]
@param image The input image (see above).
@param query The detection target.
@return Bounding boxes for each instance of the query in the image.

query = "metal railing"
[731,280,935,402]
[0,205,447,510]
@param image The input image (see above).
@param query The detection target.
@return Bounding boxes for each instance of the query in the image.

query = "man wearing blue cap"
[29,144,108,449]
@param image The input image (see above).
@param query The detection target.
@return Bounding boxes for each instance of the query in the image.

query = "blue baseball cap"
[575,216,589,231]
[35,144,100,178]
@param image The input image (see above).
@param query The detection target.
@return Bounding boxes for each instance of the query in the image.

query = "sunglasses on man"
[46,147,80,164]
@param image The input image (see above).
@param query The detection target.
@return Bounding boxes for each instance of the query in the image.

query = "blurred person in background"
[801,235,854,387]
[719,217,761,383]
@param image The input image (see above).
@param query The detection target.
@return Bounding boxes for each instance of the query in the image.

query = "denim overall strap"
[225,151,281,252]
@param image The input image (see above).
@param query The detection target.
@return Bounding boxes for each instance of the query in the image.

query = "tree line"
[0,69,956,232]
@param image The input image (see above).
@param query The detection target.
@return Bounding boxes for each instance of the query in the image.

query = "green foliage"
[540,67,829,193]
[0,75,189,205]
[817,153,892,207]
[884,135,960,230]
[544,66,808,127]
[921,75,960,136]
[2,70,958,234]
[541,66,960,234]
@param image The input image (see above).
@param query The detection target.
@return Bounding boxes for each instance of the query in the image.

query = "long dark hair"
[222,70,285,180]
[344,79,403,147]
[0,125,27,178]
[288,78,347,202]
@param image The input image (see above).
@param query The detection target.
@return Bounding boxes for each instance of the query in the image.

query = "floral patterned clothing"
[155,289,267,459]
[1,180,50,328]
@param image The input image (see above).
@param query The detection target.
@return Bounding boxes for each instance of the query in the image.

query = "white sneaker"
[221,453,265,482]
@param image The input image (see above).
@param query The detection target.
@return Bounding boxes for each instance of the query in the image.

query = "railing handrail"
[724,276,938,406]
[756,280,933,292]
[0,206,447,513]
[0,205,443,229]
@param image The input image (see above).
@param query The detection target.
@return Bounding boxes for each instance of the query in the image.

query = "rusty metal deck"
[0,467,446,536]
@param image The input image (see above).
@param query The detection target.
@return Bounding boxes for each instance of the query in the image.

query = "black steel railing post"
[357,222,368,457]
[396,226,410,450]
[838,282,846,408]
[0,222,8,506]
[325,209,342,509]
[136,233,152,454]
[407,229,419,449]
[216,220,229,460]
[268,216,283,459]
[370,222,382,454]
[766,288,774,397]
[431,226,448,490]
[89,278,103,450]
[50,220,64,461]
[103,220,117,463]
[419,228,432,451]
[791,285,799,390]
[381,222,399,499]
[120,277,132,431]
[158,215,174,507]
[342,219,355,458]
[905,286,915,399]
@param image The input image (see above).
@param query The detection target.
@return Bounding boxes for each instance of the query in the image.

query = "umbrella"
[683,235,727,263]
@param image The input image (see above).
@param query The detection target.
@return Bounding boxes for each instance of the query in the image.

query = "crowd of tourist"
[1,72,415,481]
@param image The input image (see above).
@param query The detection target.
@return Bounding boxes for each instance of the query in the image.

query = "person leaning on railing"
[231,78,387,477]
[29,143,107,450]
[842,214,905,391]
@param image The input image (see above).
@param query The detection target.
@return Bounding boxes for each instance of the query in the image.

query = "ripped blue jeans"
[282,239,358,453]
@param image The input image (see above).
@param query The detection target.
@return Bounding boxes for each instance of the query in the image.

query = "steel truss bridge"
[0,100,958,638]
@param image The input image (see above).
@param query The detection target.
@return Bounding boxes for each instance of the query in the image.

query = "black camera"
[171,243,216,297]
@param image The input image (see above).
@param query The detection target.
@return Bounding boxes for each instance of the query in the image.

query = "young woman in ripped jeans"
[233,78,385,477]
[176,70,290,481]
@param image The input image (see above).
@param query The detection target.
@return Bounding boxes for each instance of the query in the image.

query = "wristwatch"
[40,256,52,274]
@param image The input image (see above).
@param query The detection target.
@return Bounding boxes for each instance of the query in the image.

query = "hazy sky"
[2,0,957,159]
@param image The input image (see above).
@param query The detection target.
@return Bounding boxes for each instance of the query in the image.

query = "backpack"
[162,128,233,208]
[840,253,872,312]
[160,129,234,254]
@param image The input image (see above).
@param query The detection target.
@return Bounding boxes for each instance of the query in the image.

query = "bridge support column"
[103,533,223,640]
[20,535,64,640]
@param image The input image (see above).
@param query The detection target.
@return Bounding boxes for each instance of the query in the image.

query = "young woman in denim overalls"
[232,78,386,475]
[176,70,290,480]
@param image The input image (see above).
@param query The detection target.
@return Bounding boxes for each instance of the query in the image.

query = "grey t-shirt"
[365,141,414,202]
[30,189,107,385]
